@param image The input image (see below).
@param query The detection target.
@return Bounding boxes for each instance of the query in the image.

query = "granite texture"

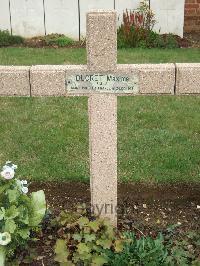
[138,64,175,94]
[0,66,30,96]
[87,11,118,226]
[89,94,117,226]
[0,64,186,97]
[31,65,66,96]
[87,11,117,72]
[31,65,87,96]
[176,63,200,94]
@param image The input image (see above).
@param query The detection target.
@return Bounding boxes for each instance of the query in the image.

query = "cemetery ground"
[0,47,200,264]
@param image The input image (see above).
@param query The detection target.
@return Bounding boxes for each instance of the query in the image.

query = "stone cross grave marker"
[65,11,139,226]
[0,10,199,226]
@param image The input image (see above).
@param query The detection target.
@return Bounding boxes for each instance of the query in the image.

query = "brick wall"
[184,0,200,33]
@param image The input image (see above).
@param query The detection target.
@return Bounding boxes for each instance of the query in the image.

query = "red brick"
[185,9,197,14]
[185,0,196,3]
[184,0,200,33]
[185,3,199,8]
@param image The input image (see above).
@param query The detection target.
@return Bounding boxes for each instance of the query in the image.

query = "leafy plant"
[0,30,24,47]
[44,34,75,47]
[117,0,156,48]
[164,34,179,49]
[0,30,13,46]
[138,0,156,31]
[117,0,178,49]
[54,207,124,265]
[117,10,144,48]
[106,232,169,266]
[0,161,46,265]
[165,229,200,266]
[106,229,200,266]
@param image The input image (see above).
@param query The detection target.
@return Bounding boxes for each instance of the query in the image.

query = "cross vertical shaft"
[87,11,117,225]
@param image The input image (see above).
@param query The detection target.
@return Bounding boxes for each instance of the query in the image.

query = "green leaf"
[7,189,19,203]
[196,240,200,246]
[60,262,75,266]
[0,183,10,197]
[114,240,124,253]
[72,233,82,242]
[5,205,19,220]
[73,251,92,263]
[88,221,100,232]
[76,203,87,215]
[96,238,112,249]
[0,247,6,266]
[102,219,115,239]
[77,243,90,255]
[58,210,81,226]
[4,219,16,234]
[29,190,46,227]
[54,239,69,263]
[102,218,113,228]
[84,234,96,243]
[192,259,200,266]
[92,255,108,266]
[0,207,5,220]
[77,217,89,228]
[83,226,91,234]
[18,206,29,224]
[18,228,30,239]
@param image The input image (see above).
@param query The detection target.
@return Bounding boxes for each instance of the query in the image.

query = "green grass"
[118,48,200,64]
[0,47,199,65]
[0,47,199,183]
[118,97,200,183]
[0,97,199,183]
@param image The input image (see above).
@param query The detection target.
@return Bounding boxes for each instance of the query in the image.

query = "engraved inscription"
[65,74,139,94]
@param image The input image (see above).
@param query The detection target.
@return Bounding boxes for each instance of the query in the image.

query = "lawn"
[0,47,200,65]
[0,96,199,183]
[0,47,199,183]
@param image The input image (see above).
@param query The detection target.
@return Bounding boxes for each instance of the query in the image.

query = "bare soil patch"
[19,182,199,265]
[30,181,200,231]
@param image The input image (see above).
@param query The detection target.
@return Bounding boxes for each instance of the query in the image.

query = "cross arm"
[0,64,199,97]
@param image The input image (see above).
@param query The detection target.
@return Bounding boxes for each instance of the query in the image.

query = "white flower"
[0,232,11,246]
[21,180,27,185]
[3,162,17,170]
[1,166,15,180]
[21,186,28,194]
[21,180,28,194]
[11,164,18,170]
[16,179,28,194]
